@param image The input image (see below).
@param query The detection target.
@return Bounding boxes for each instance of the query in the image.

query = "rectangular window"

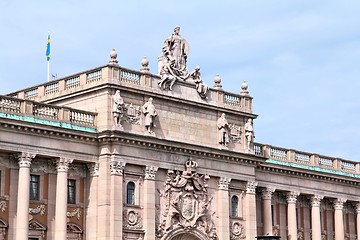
[30,175,40,200]
[67,179,76,204]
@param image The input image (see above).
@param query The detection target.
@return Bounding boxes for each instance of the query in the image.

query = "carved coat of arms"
[156,160,217,239]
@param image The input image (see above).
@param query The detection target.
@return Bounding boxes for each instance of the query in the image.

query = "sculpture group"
[159,27,209,98]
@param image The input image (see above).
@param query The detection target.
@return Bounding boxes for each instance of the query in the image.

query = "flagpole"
[47,59,50,82]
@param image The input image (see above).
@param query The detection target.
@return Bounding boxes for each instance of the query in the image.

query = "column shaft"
[15,152,35,240]
[311,195,323,240]
[143,166,158,240]
[216,177,231,240]
[334,198,346,240]
[287,191,299,240]
[261,187,275,235]
[54,158,73,240]
[245,181,258,240]
[357,203,360,240]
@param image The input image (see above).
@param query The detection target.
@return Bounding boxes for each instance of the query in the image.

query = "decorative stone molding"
[286,191,300,204]
[110,160,125,176]
[29,204,46,216]
[56,157,73,172]
[67,208,81,220]
[16,152,36,168]
[334,198,347,210]
[87,163,99,177]
[0,201,7,212]
[123,209,143,229]
[68,163,86,177]
[261,187,276,200]
[356,202,360,213]
[231,222,246,239]
[156,160,216,239]
[273,225,280,236]
[310,195,324,207]
[29,219,46,238]
[245,181,257,194]
[144,166,158,180]
[218,177,231,190]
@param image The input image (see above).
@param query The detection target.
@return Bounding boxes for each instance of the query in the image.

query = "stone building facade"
[0,30,359,240]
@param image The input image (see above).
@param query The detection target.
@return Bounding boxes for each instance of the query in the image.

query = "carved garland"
[29,204,46,215]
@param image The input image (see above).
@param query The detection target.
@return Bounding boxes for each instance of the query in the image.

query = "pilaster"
[143,165,158,240]
[109,157,125,240]
[86,163,99,239]
[245,181,258,240]
[216,177,231,240]
[356,203,360,240]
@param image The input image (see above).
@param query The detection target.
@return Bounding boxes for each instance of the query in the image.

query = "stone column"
[143,166,158,240]
[261,187,276,235]
[334,198,346,240]
[216,177,231,240]
[54,157,73,240]
[86,163,99,239]
[109,157,125,240]
[15,152,36,240]
[245,181,258,240]
[286,191,300,240]
[310,195,323,240]
[356,203,360,240]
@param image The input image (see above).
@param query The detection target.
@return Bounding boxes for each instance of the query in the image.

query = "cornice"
[257,161,360,186]
[98,130,266,166]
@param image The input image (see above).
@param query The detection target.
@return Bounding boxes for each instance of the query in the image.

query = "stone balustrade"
[254,143,360,175]
[0,95,97,127]
[6,64,252,113]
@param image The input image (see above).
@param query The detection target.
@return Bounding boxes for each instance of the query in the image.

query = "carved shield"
[180,193,197,221]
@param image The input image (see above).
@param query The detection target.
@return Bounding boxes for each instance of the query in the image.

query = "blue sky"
[1,1,360,161]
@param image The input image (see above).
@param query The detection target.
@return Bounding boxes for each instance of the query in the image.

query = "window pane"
[126,182,135,205]
[231,195,238,217]
[30,175,40,200]
[67,179,76,204]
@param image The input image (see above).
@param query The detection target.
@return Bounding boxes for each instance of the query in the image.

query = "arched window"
[126,181,135,205]
[231,195,239,217]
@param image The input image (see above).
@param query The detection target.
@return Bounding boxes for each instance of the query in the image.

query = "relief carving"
[29,204,46,216]
[156,160,217,239]
[231,222,246,240]
[0,201,7,212]
[123,209,143,229]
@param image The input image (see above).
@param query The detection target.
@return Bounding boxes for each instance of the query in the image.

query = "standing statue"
[244,119,255,150]
[142,97,157,133]
[217,113,230,147]
[190,66,209,98]
[112,90,125,128]
[163,26,189,72]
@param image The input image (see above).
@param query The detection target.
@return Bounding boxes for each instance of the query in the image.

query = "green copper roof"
[0,112,97,133]
[266,159,360,179]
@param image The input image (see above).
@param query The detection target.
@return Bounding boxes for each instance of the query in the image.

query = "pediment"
[29,219,47,231]
[0,218,8,228]
[67,222,83,233]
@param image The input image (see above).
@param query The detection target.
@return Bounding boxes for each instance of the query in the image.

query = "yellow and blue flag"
[46,34,51,61]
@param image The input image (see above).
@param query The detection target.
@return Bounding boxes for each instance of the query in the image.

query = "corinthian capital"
[310,195,323,207]
[286,191,300,204]
[261,187,276,200]
[334,198,347,210]
[246,181,258,194]
[16,152,36,168]
[110,160,125,176]
[144,166,158,180]
[218,177,231,190]
[87,163,99,177]
[56,157,73,172]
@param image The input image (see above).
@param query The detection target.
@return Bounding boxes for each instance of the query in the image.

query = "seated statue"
[190,66,208,98]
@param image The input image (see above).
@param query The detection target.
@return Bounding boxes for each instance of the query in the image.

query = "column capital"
[110,160,125,176]
[356,202,360,213]
[218,177,231,190]
[87,163,99,177]
[246,181,258,194]
[144,166,158,180]
[334,198,347,210]
[286,191,300,204]
[310,195,324,207]
[16,152,36,168]
[56,157,73,172]
[261,187,276,200]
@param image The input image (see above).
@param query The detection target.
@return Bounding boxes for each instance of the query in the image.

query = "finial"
[240,80,249,96]
[109,48,119,66]
[213,74,222,90]
[140,56,150,73]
